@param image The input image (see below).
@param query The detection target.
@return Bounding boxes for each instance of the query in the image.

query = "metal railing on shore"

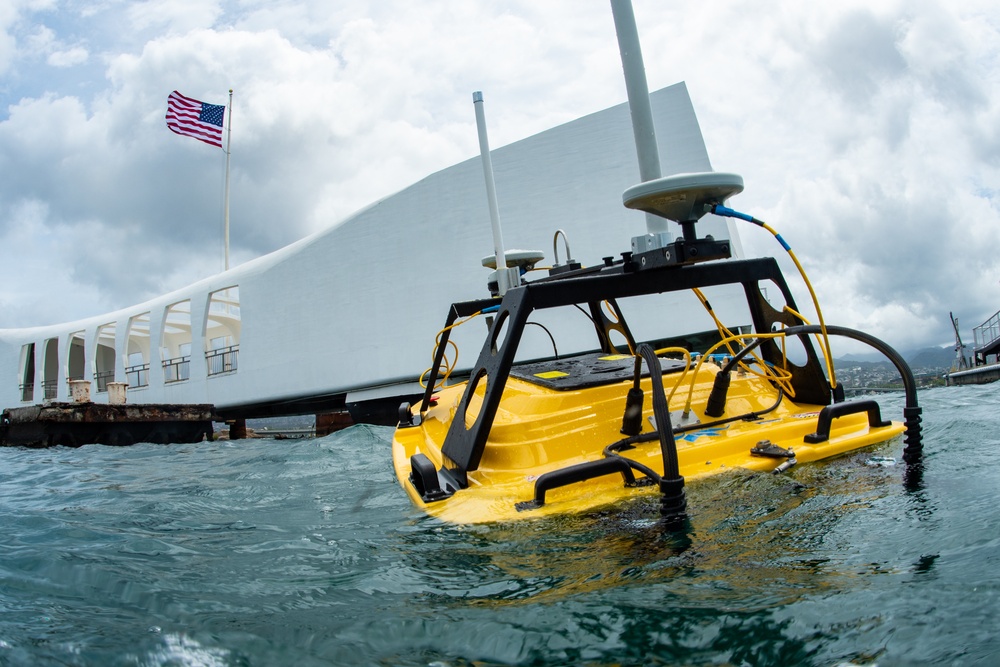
[126,363,149,388]
[162,356,190,383]
[206,345,239,377]
[42,379,57,400]
[95,370,115,393]
[974,310,1000,351]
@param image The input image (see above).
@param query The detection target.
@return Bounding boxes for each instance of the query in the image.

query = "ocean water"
[1,383,997,666]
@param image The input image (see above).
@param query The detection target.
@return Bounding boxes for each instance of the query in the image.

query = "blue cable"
[710,204,755,223]
[710,204,793,252]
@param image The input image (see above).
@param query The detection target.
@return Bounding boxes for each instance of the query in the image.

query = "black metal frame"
[417,255,831,488]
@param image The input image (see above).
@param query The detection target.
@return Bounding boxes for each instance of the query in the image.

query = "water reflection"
[395,442,919,613]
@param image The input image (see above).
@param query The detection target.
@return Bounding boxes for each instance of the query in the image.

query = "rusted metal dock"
[0,402,215,447]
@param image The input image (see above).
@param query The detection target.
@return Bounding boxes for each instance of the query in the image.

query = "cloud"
[0,2,52,75]
[0,199,115,327]
[808,9,908,107]
[674,0,1000,350]
[0,0,998,354]
[47,45,87,67]
[125,0,223,35]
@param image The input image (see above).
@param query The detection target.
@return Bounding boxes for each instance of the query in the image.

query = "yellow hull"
[393,360,904,524]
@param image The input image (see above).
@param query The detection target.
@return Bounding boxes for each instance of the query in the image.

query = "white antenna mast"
[473,91,520,296]
[611,0,743,262]
[609,0,666,238]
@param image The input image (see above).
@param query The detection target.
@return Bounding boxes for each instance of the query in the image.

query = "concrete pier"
[945,364,1000,386]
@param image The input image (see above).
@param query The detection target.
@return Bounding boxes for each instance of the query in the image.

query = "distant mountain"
[907,346,958,369]
[835,345,955,370]
[833,358,892,371]
[837,352,889,364]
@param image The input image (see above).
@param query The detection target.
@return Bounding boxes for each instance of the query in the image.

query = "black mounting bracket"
[628,237,732,271]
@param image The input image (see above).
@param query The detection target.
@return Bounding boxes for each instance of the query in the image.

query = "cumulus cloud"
[47,45,87,67]
[126,0,223,35]
[649,0,1000,350]
[0,0,998,354]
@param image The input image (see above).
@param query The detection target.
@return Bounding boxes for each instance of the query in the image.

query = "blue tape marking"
[677,425,728,442]
[712,204,754,222]
[482,305,501,314]
[775,234,791,252]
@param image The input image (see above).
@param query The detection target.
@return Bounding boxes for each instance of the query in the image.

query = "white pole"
[472,91,516,295]
[610,0,668,236]
[223,88,233,271]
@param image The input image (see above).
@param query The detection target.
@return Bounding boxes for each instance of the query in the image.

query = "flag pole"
[223,88,233,271]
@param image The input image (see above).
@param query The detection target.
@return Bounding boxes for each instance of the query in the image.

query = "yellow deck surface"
[393,361,903,524]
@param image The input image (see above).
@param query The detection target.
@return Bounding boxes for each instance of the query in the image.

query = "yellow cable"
[419,311,483,390]
[781,305,838,385]
[758,220,838,388]
[692,305,788,391]
[691,287,778,384]
[652,346,692,406]
[691,288,743,358]
[681,331,797,413]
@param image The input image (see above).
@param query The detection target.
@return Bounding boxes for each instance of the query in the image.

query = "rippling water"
[1,383,998,666]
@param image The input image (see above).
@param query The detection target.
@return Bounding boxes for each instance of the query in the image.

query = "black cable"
[635,345,679,478]
[602,325,922,508]
[573,303,596,324]
[634,344,686,518]
[715,324,922,459]
[603,386,786,479]
[524,321,559,358]
[784,324,922,460]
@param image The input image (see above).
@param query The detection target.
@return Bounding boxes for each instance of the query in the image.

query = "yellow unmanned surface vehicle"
[392,174,923,525]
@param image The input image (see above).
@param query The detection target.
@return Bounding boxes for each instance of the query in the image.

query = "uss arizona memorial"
[0,84,744,425]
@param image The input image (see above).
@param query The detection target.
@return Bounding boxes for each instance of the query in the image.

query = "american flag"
[165,91,225,148]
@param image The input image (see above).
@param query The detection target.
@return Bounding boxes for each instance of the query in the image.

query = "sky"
[1,0,999,356]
